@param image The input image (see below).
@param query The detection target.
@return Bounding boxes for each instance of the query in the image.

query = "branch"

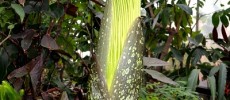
[196,0,199,31]
[0,34,11,46]
[90,0,105,7]
[46,19,55,35]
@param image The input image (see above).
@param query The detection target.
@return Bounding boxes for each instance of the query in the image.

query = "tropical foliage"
[0,0,229,99]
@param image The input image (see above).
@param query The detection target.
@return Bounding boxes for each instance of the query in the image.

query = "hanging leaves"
[212,27,218,42]
[212,12,220,27]
[220,15,229,27]
[221,25,229,43]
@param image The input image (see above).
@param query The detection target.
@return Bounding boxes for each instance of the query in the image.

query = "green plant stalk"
[90,0,143,99]
[218,63,227,100]
[0,81,24,100]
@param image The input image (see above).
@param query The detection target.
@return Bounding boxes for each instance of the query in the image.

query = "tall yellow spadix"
[92,0,143,99]
[106,0,140,91]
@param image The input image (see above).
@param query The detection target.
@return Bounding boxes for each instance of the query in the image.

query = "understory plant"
[139,82,200,100]
[0,81,24,100]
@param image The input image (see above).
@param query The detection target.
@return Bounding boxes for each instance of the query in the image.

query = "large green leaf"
[11,4,25,23]
[187,69,199,91]
[49,3,64,18]
[218,63,227,100]
[212,12,220,27]
[170,46,183,61]
[176,4,192,15]
[143,69,178,85]
[195,34,204,45]
[220,15,229,27]
[191,47,207,66]
[207,76,216,100]
[191,47,207,65]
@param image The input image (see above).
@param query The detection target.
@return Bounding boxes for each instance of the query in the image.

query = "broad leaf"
[176,4,192,15]
[41,0,49,11]
[143,57,169,67]
[218,63,227,100]
[50,3,64,18]
[220,15,229,27]
[7,66,28,79]
[171,46,183,61]
[41,34,59,50]
[8,56,40,79]
[143,69,178,85]
[188,37,199,46]
[0,48,10,81]
[64,3,78,17]
[30,56,43,95]
[187,69,200,91]
[21,29,36,51]
[195,34,204,45]
[191,47,207,66]
[207,76,216,100]
[212,12,220,27]
[11,4,25,23]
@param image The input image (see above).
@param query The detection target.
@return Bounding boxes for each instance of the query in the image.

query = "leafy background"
[0,0,230,99]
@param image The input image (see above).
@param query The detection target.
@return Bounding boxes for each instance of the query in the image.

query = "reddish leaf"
[7,66,28,79]
[64,3,78,17]
[18,0,25,6]
[30,56,43,96]
[41,92,51,100]
[12,29,37,39]
[21,34,33,51]
[221,25,229,43]
[41,34,59,50]
[12,78,24,91]
[7,57,39,79]
[11,29,37,51]
[212,27,218,42]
